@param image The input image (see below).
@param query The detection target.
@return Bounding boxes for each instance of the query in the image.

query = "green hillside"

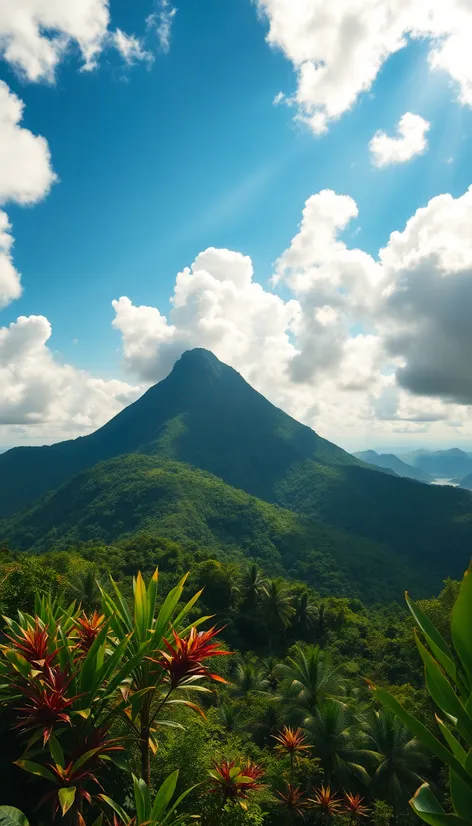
[0,453,423,603]
[2,348,472,599]
[0,349,358,518]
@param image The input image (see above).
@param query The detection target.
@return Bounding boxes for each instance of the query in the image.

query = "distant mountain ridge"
[1,348,472,598]
[401,448,472,480]
[353,450,433,483]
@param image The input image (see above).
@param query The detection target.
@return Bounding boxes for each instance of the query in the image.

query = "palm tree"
[230,660,270,696]
[277,644,343,726]
[240,564,267,612]
[305,701,374,788]
[217,701,243,732]
[262,579,294,647]
[293,592,318,639]
[364,709,428,822]
[262,655,279,691]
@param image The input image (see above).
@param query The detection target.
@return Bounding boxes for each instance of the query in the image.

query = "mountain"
[401,448,472,480]
[0,348,358,519]
[353,450,433,483]
[0,454,421,602]
[1,348,472,596]
[459,473,472,491]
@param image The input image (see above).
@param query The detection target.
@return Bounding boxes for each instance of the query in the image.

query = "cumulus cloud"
[370,113,430,167]
[112,186,472,445]
[0,81,56,308]
[0,315,140,440]
[0,0,110,81]
[256,0,472,133]
[146,0,177,54]
[0,82,56,206]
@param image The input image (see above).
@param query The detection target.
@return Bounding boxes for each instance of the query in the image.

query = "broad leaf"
[0,807,29,826]
[150,771,179,821]
[58,787,76,817]
[410,784,471,825]
[451,563,472,687]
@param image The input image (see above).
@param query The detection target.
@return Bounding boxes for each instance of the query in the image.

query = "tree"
[277,644,343,726]
[292,592,318,640]
[364,710,427,819]
[240,565,267,613]
[305,701,373,788]
[262,580,294,647]
[230,661,269,697]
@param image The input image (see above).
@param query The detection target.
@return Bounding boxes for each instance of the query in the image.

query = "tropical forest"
[0,351,471,826]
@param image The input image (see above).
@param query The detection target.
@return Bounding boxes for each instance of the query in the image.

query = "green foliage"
[372,563,472,824]
[1,347,471,605]
[0,808,29,826]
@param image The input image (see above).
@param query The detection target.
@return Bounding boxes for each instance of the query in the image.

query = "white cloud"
[369,112,430,167]
[111,186,472,447]
[257,0,472,133]
[0,315,140,442]
[0,81,56,308]
[0,0,110,81]
[112,29,152,66]
[0,82,56,206]
[146,0,177,54]
[0,211,21,309]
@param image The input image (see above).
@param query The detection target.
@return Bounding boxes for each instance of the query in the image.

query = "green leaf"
[48,735,64,769]
[133,572,149,643]
[435,717,467,763]
[451,563,472,687]
[153,575,188,645]
[172,589,203,631]
[14,760,57,783]
[410,784,471,825]
[146,569,159,631]
[406,594,457,685]
[71,747,103,774]
[415,633,472,745]
[132,774,146,823]
[0,806,30,826]
[371,686,472,793]
[160,785,199,825]
[150,770,179,821]
[98,795,130,825]
[4,651,30,679]
[58,787,76,817]
[450,768,472,819]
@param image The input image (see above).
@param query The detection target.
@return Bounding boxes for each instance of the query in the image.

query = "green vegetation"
[1,349,471,601]
[0,454,424,602]
[0,536,468,824]
[372,563,472,824]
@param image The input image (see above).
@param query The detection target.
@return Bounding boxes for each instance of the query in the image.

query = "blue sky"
[2,0,472,450]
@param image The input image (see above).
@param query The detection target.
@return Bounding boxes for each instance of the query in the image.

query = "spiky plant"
[208,758,264,809]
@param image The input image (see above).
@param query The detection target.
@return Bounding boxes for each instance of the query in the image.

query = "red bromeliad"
[74,611,106,654]
[309,785,343,817]
[344,793,370,820]
[154,626,229,688]
[272,725,311,784]
[276,783,309,817]
[5,618,58,671]
[273,726,311,756]
[14,665,76,743]
[208,758,264,807]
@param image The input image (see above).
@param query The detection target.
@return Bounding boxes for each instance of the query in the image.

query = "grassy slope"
[0,454,424,603]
